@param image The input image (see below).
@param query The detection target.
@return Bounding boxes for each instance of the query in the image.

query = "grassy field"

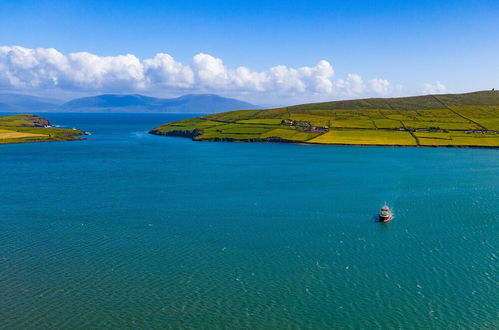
[0,114,51,127]
[260,128,320,141]
[150,91,499,148]
[0,114,86,144]
[0,131,48,140]
[309,129,417,146]
[415,131,499,147]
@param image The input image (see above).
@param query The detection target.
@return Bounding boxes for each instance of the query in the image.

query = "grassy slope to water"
[150,91,499,148]
[0,114,85,144]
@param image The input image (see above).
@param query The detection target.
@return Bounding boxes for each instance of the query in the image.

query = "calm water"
[1,113,498,329]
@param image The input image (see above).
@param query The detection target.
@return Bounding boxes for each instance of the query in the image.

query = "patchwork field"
[150,91,499,148]
[0,131,48,139]
[0,114,86,144]
[309,129,417,146]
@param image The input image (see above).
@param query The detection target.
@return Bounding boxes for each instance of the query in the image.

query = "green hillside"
[150,91,499,148]
[0,114,86,144]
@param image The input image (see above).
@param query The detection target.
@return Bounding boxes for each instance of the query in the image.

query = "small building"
[281,119,294,126]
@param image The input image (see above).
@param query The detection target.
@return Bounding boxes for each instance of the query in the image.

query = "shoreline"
[148,91,499,149]
[148,130,499,149]
[0,137,86,145]
[0,114,87,145]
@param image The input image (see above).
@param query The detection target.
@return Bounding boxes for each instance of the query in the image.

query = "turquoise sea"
[1,113,498,329]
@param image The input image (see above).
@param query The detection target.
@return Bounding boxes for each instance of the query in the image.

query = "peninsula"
[149,91,499,148]
[0,114,85,144]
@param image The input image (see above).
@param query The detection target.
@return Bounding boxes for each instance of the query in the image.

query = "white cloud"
[369,78,390,94]
[422,81,447,94]
[67,52,144,90]
[0,46,394,99]
[143,53,194,88]
[334,74,365,96]
[0,46,146,91]
[192,53,229,88]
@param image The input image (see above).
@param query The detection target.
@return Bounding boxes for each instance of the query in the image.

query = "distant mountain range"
[0,94,62,112]
[0,93,262,114]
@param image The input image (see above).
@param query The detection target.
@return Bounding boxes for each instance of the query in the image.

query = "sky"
[0,0,498,105]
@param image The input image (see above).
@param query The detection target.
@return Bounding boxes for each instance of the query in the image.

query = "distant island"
[0,114,85,144]
[0,93,261,114]
[149,91,499,148]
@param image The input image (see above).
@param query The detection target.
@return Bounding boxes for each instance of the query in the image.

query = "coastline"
[0,136,86,145]
[148,91,499,149]
[0,114,86,145]
[148,129,499,149]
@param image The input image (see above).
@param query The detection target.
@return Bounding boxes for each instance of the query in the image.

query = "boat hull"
[378,205,392,222]
[379,215,392,222]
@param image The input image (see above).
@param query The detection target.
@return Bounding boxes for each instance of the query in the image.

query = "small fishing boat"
[379,205,392,222]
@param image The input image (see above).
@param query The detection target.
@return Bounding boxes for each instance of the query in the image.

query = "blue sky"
[0,0,498,104]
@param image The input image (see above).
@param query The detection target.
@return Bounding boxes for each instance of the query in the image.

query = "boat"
[379,205,392,222]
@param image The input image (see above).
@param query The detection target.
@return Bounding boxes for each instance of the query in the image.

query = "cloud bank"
[422,81,447,94]
[0,46,396,100]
